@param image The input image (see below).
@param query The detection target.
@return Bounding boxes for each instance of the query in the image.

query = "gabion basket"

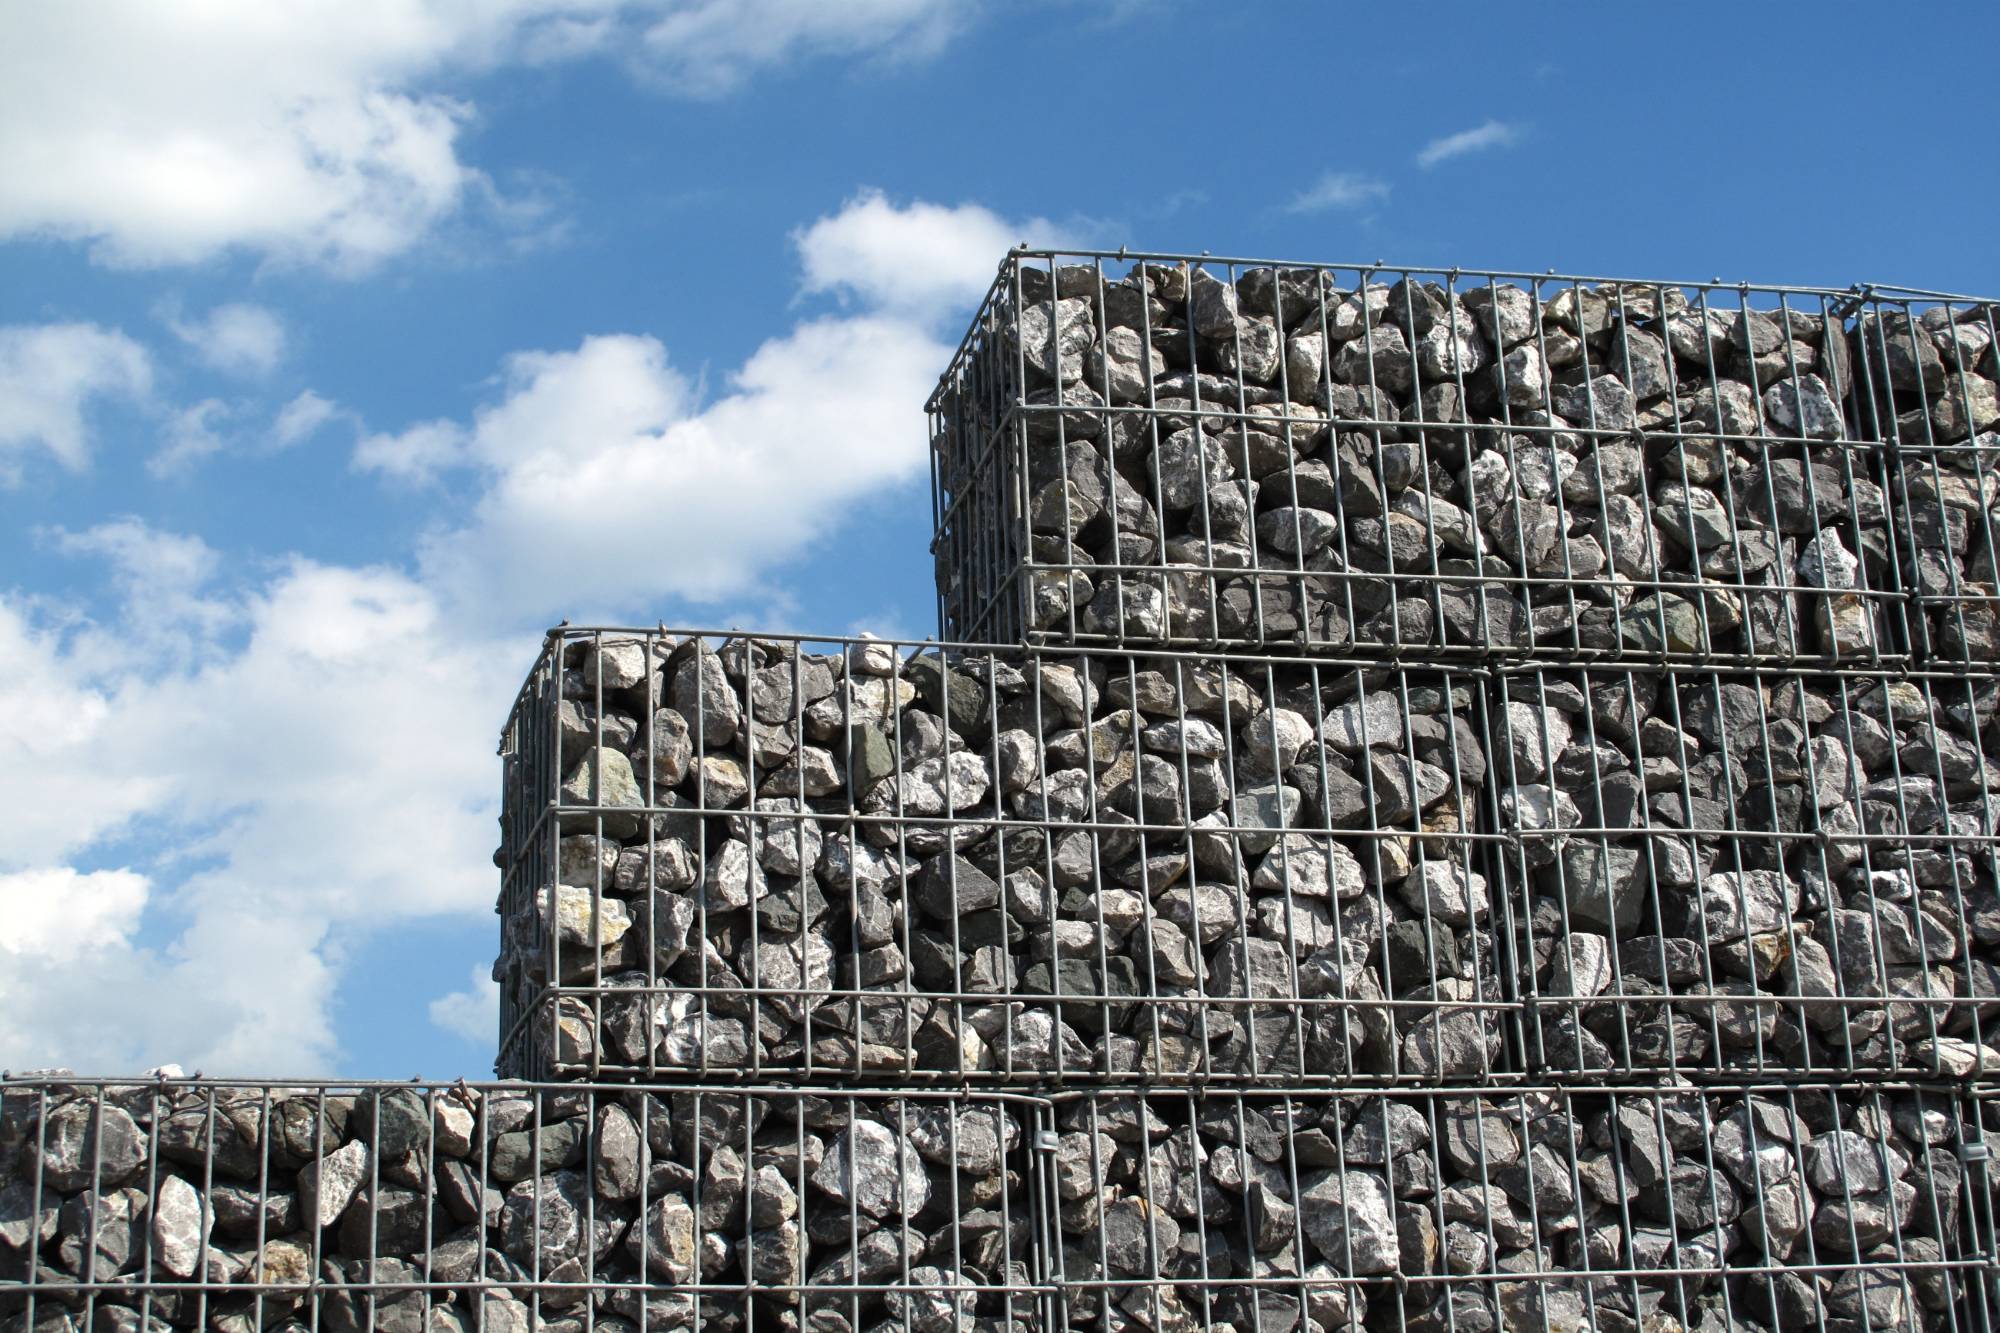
[497,627,1520,1087]
[0,1077,1055,1332]
[1853,289,2000,664]
[1042,1083,1997,1333]
[929,250,1916,666]
[1489,665,2000,1080]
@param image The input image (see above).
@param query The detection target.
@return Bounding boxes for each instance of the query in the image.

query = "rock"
[299,1139,370,1230]
[1298,1169,1398,1273]
[150,1175,212,1278]
[670,647,741,746]
[812,1119,930,1219]
[39,1102,147,1193]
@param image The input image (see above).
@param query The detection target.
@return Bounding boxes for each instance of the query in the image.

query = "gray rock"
[811,1119,930,1219]
[149,1174,212,1278]
[38,1102,147,1194]
[299,1139,369,1230]
[1298,1169,1398,1273]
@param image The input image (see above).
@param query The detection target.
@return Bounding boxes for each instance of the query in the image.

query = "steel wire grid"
[928,249,1918,665]
[1489,664,2000,1082]
[1041,1083,1998,1333]
[497,627,1520,1087]
[1848,290,2000,665]
[0,1077,1056,1332]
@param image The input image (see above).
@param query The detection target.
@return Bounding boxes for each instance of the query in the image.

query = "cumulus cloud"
[1286,172,1391,214]
[0,2,981,270]
[796,188,1068,317]
[0,543,520,1073]
[272,390,343,449]
[0,323,152,478]
[429,965,501,1044]
[637,0,966,97]
[0,867,150,962]
[149,399,237,478]
[166,302,288,376]
[397,190,1047,619]
[3,192,1029,1073]
[1416,119,1521,169]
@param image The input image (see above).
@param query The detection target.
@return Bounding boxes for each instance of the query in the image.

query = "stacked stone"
[495,631,1508,1089]
[0,1078,1044,1331]
[923,253,2000,1328]
[1044,1084,1987,1333]
[1493,667,2000,1081]
[1854,299,2000,662]
[929,257,1904,664]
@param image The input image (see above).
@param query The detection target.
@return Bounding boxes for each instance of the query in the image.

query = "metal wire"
[1040,1083,1998,1333]
[1492,664,2000,1081]
[497,626,1518,1088]
[1849,292,2000,666]
[0,1077,1053,1332]
[927,250,1950,665]
[6,1079,1990,1332]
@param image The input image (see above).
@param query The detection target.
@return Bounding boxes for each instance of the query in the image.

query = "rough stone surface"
[504,632,1498,1084]
[935,262,1908,662]
[0,1083,1035,1329]
[1496,665,2000,1076]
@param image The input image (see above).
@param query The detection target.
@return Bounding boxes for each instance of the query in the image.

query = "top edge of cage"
[535,622,1501,657]
[987,247,2000,306]
[503,622,1496,751]
[2,1073,1974,1101]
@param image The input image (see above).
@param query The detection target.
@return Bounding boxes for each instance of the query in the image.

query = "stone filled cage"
[1853,289,2000,665]
[0,1077,1055,1332]
[495,627,1516,1088]
[1489,665,2000,1081]
[1039,1083,2000,1333]
[8,1078,1994,1333]
[928,250,1950,665]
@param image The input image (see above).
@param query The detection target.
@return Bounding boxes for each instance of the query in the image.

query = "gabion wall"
[0,1079,1050,1332]
[7,249,1999,1328]
[930,255,1998,666]
[5,1078,1994,1333]
[496,630,1511,1087]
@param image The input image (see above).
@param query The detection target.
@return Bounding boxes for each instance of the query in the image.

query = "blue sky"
[3,0,1997,1079]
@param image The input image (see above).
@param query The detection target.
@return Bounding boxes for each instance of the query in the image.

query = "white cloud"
[0,323,153,478]
[0,545,520,1073]
[637,0,965,97]
[1415,119,1521,169]
[796,188,1067,316]
[273,390,342,449]
[0,867,150,961]
[417,317,942,617]
[1286,172,1391,214]
[355,419,471,485]
[429,964,501,1044]
[3,192,1029,1074]
[0,2,981,270]
[167,302,288,376]
[403,191,1042,618]
[149,398,236,477]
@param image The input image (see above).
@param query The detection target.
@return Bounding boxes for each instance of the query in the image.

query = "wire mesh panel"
[1490,666,2000,1080]
[1044,1084,1995,1333]
[497,627,1516,1087]
[929,250,1909,665]
[1853,290,2000,664]
[0,1078,1052,1332]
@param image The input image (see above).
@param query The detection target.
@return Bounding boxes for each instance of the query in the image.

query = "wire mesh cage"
[1043,1084,1996,1333]
[928,250,1912,665]
[1489,665,2000,1080]
[1851,289,2000,664]
[0,1077,1053,1332]
[496,627,1518,1087]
